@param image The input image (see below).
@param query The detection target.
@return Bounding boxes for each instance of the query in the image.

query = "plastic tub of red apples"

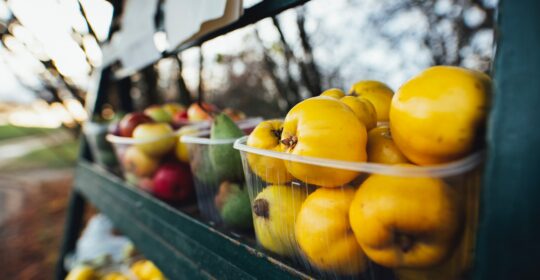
[233,133,483,279]
[106,116,261,204]
[180,117,262,231]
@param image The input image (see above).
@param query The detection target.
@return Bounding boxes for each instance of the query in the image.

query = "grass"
[0,125,57,141]
[2,140,80,171]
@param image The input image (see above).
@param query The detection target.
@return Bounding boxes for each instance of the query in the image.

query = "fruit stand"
[57,0,540,279]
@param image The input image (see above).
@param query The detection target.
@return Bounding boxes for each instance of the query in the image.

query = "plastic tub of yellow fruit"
[232,64,492,279]
[180,116,262,231]
[106,123,209,203]
[234,134,483,279]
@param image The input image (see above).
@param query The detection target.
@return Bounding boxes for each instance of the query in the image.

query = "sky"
[0,0,111,104]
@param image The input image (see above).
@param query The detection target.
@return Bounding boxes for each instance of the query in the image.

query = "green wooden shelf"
[73,160,312,279]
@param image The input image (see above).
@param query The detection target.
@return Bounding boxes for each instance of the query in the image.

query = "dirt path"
[0,168,74,279]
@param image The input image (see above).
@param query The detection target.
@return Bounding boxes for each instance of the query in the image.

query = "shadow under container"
[234,136,483,280]
[106,126,201,202]
[180,118,261,231]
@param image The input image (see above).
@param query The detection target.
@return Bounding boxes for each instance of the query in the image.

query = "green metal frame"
[473,0,540,279]
[57,0,540,279]
[72,160,310,279]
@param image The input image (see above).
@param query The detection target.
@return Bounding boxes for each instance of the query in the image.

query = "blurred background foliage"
[0,0,496,126]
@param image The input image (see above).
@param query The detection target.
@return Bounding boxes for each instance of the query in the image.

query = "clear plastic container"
[234,136,483,279]
[83,121,118,170]
[106,123,209,202]
[180,118,262,231]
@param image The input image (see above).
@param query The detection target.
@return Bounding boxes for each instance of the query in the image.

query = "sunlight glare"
[82,35,103,67]
[79,0,113,42]
[63,98,88,121]
[8,0,91,81]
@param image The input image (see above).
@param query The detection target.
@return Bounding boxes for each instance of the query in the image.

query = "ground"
[0,125,56,141]
[0,169,73,279]
[0,127,80,279]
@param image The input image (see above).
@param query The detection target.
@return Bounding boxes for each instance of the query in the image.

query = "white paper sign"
[119,32,161,75]
[164,0,228,51]
[120,0,159,48]
[116,0,161,74]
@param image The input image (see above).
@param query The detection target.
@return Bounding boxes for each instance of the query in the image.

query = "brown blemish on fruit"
[396,233,415,253]
[253,199,270,219]
[383,128,393,140]
[271,128,283,140]
[281,135,298,149]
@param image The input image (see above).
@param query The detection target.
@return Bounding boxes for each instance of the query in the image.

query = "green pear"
[215,181,253,229]
[209,113,245,181]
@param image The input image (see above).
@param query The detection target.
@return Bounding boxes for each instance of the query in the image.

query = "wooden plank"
[74,161,310,279]
[473,0,540,279]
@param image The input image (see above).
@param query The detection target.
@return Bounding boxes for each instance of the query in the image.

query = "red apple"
[118,112,153,137]
[108,121,121,136]
[152,162,194,202]
[172,110,190,127]
[187,102,217,121]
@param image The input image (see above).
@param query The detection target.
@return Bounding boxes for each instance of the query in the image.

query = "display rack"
[56,0,540,279]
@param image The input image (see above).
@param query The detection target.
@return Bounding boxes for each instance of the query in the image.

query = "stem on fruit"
[281,135,298,149]
[384,128,393,140]
[253,199,269,219]
[271,128,283,140]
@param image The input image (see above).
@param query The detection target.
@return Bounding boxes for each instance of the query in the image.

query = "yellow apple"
[390,66,491,164]
[122,146,159,177]
[340,96,377,131]
[349,80,394,121]
[175,126,199,163]
[162,103,185,118]
[320,88,345,99]
[144,106,171,123]
[252,185,307,257]
[65,266,95,280]
[246,119,292,184]
[187,102,217,121]
[296,188,367,274]
[281,96,367,187]
[349,173,462,268]
[366,125,409,164]
[132,123,176,157]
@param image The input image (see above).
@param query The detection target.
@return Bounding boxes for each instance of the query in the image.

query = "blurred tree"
[368,0,495,71]
[254,28,296,110]
[295,7,323,96]
[175,56,192,106]
[210,47,285,118]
